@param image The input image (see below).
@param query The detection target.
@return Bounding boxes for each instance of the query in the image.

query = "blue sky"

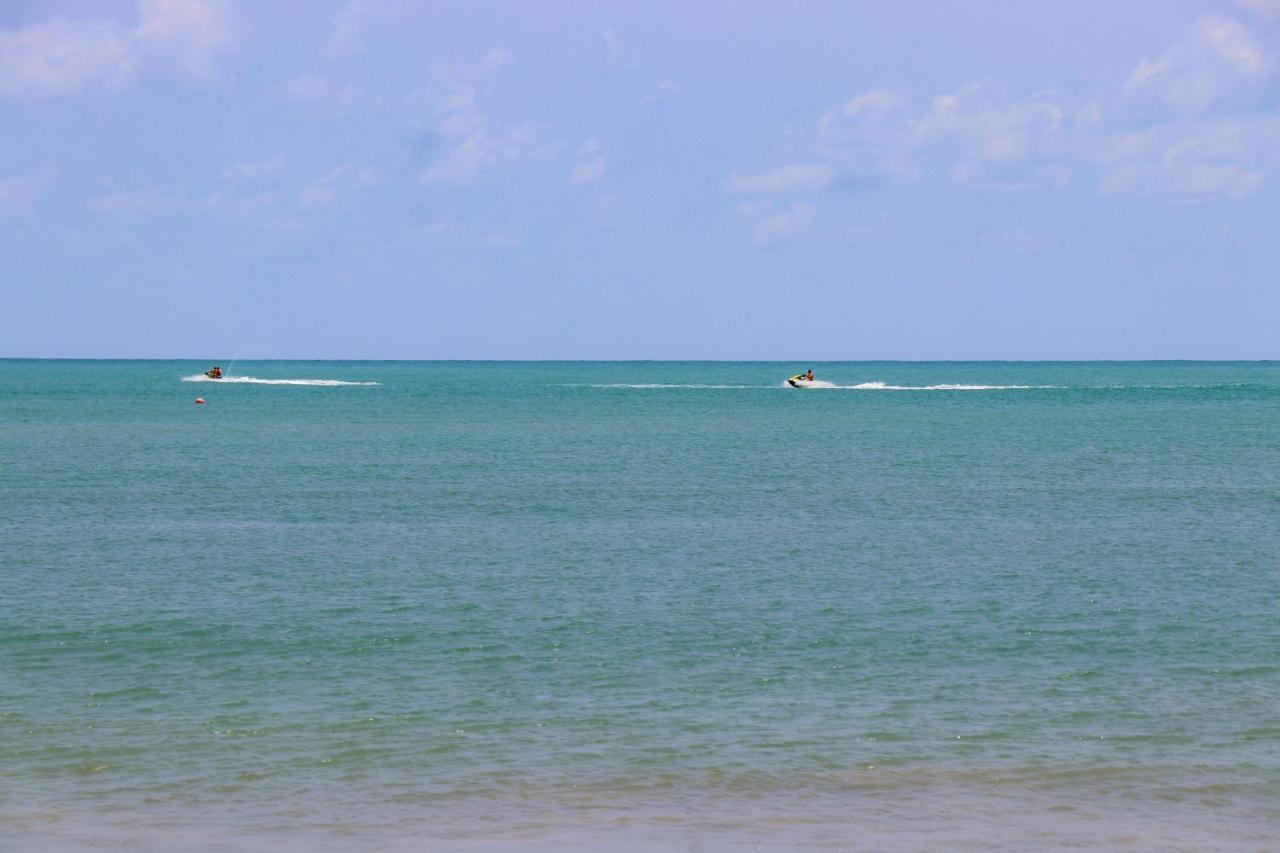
[2,0,1278,358]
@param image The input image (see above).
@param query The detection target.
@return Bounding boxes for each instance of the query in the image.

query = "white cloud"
[349,167,380,189]
[222,157,283,179]
[1094,117,1279,202]
[755,201,815,242]
[736,200,815,243]
[1208,221,1261,247]
[480,228,523,249]
[330,0,406,55]
[816,83,1077,191]
[1126,16,1271,114]
[639,77,680,107]
[982,226,1059,254]
[726,164,832,195]
[1202,17,1272,75]
[569,141,607,185]
[404,217,523,249]
[134,0,234,80]
[603,28,620,65]
[734,16,1280,205]
[423,48,510,88]
[91,188,187,214]
[420,140,486,184]
[91,185,295,218]
[199,189,282,217]
[569,158,607,185]
[300,186,336,208]
[407,49,560,183]
[0,18,134,99]
[301,164,380,207]
[276,74,371,115]
[1239,0,1280,19]
[407,218,466,240]
[836,210,898,243]
[0,170,56,212]
[0,0,235,99]
[418,84,558,184]
[815,89,923,183]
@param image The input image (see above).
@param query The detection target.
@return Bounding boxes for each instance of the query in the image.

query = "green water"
[2,361,1278,849]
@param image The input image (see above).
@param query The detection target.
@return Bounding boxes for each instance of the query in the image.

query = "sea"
[2,360,1277,850]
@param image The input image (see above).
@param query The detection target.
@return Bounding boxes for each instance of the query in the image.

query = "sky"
[2,0,1278,359]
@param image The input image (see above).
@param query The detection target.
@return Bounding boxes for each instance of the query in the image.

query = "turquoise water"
[2,361,1278,849]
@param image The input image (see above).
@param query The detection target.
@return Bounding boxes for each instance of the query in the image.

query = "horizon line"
[2,357,1278,364]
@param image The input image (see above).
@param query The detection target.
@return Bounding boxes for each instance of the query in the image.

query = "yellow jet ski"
[204,366,223,380]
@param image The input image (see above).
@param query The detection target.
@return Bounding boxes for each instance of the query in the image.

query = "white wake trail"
[783,380,1058,390]
[182,375,380,387]
[580,383,758,389]
[842,382,1056,390]
[577,380,1060,391]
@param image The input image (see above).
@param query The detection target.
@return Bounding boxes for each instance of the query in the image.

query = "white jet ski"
[787,373,816,388]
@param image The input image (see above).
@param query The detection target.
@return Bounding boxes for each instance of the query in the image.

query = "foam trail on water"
[841,382,1057,390]
[574,383,762,389]
[582,381,1061,391]
[578,381,1065,391]
[182,375,380,387]
[781,380,1057,390]
[582,382,1248,391]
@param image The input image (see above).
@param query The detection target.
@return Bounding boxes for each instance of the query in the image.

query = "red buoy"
[195,398,205,405]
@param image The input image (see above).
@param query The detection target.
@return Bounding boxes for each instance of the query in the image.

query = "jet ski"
[204,367,223,380]
[787,374,815,388]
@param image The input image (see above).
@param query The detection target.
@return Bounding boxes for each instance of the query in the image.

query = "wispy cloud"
[982,226,1059,254]
[300,164,380,207]
[134,0,235,82]
[816,85,1077,191]
[726,164,833,195]
[91,188,187,214]
[734,14,1280,204]
[329,0,406,55]
[418,82,558,184]
[836,209,898,243]
[569,140,607,185]
[735,200,815,243]
[0,0,235,100]
[222,157,283,179]
[1125,16,1271,115]
[639,77,679,107]
[91,186,289,218]
[404,216,523,248]
[276,74,376,115]
[1239,0,1280,20]
[0,169,56,212]
[88,161,379,221]
[201,190,283,217]
[1093,118,1277,202]
[0,18,134,99]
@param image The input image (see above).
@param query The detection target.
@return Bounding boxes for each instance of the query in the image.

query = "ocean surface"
[2,360,1278,850]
